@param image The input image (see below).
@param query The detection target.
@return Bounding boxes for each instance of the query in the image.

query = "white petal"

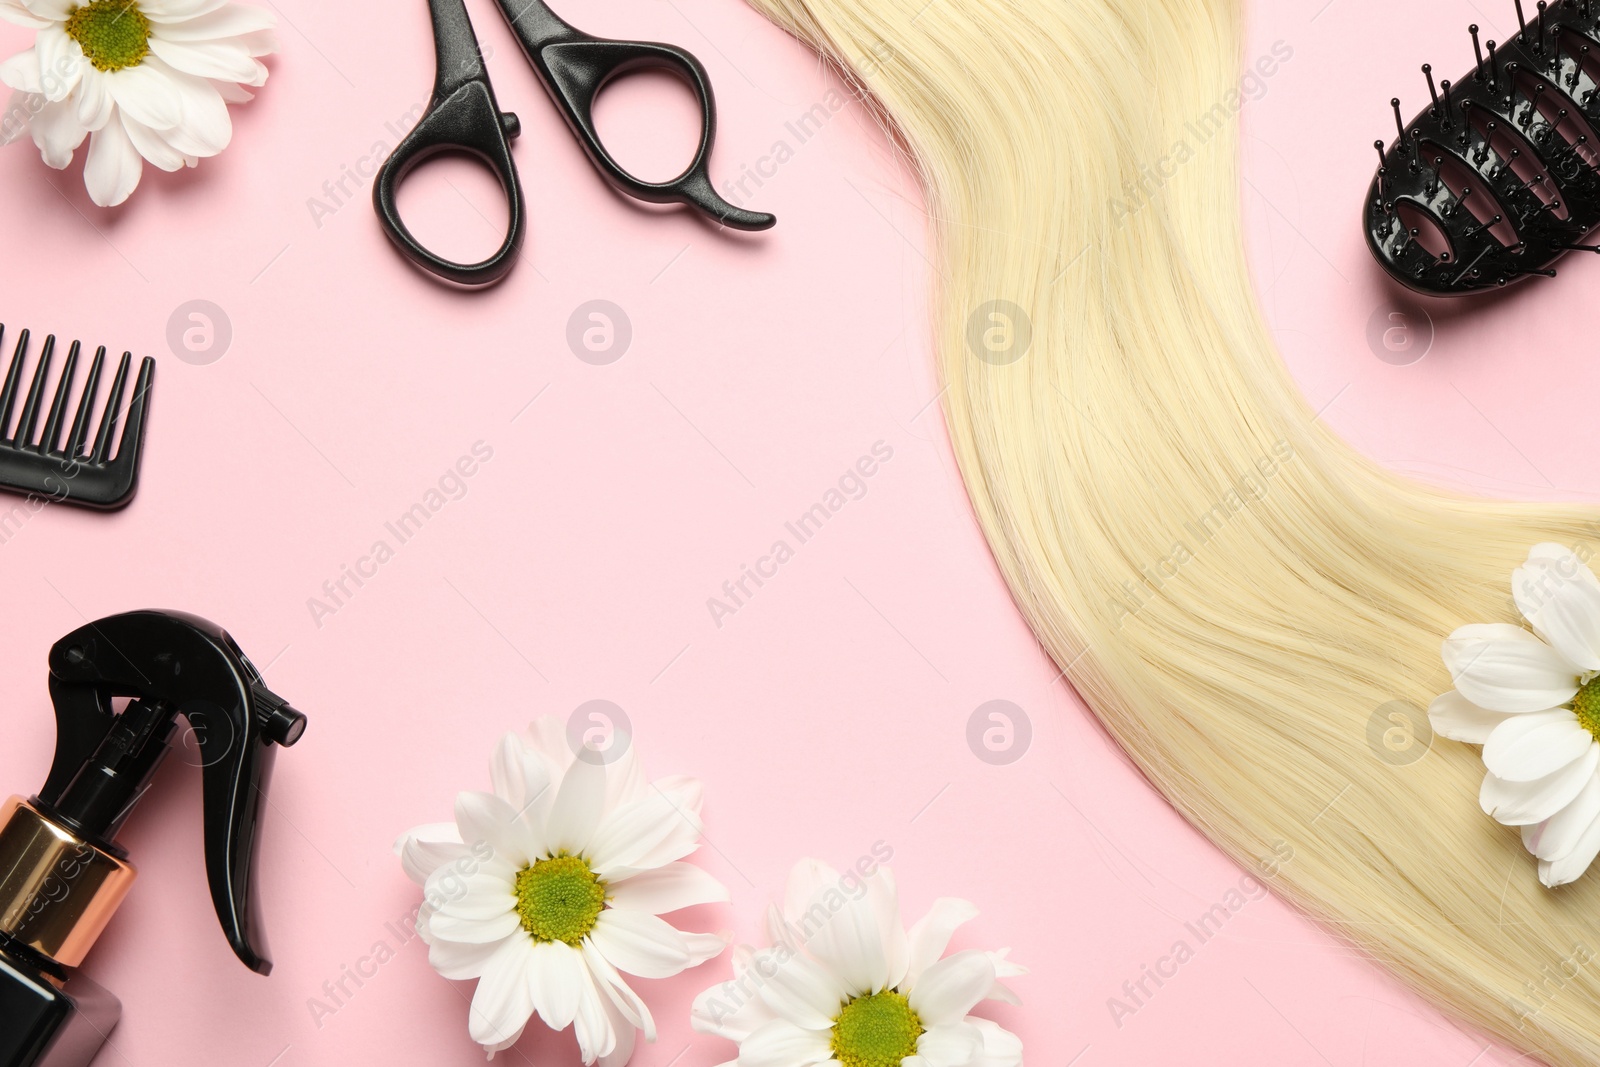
[149,3,275,40]
[983,949,1025,1004]
[236,26,278,58]
[482,1025,528,1056]
[590,794,707,881]
[802,875,889,996]
[427,907,522,944]
[1515,544,1600,671]
[147,36,261,83]
[903,899,979,992]
[573,963,618,1062]
[1481,743,1600,825]
[490,732,555,855]
[1427,690,1513,745]
[1443,623,1580,712]
[394,821,466,885]
[432,867,518,922]
[1524,771,1600,860]
[607,862,728,914]
[917,1024,983,1067]
[21,0,73,19]
[0,2,51,28]
[1483,710,1593,781]
[597,999,637,1067]
[146,60,229,155]
[0,49,41,92]
[783,859,840,927]
[767,904,799,952]
[468,936,536,1049]
[582,939,656,1037]
[589,786,696,876]
[692,948,781,1040]
[969,1018,1022,1067]
[456,790,531,868]
[755,947,845,1030]
[428,934,502,980]
[83,118,141,205]
[122,113,186,170]
[1542,809,1600,886]
[737,1020,832,1067]
[603,728,649,810]
[491,731,533,807]
[547,755,607,855]
[684,930,730,963]
[140,0,227,22]
[33,27,81,102]
[210,76,251,102]
[103,64,182,129]
[0,89,37,143]
[992,944,1032,976]
[624,776,707,871]
[28,95,83,166]
[906,951,996,1027]
[590,908,701,979]
[415,899,440,947]
[529,714,578,776]
[527,940,584,1031]
[867,869,909,991]
[423,849,518,900]
[75,69,111,131]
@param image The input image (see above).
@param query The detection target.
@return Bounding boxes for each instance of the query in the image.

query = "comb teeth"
[1365,0,1600,294]
[0,323,155,510]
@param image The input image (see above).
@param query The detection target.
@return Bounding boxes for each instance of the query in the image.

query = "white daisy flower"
[0,0,276,206]
[395,717,730,1059]
[691,859,1024,1067]
[1431,542,1600,887]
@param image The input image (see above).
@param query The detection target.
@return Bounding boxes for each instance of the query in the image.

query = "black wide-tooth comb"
[0,324,155,510]
[1366,0,1600,294]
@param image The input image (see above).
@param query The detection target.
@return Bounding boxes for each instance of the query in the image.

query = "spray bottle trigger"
[41,610,307,974]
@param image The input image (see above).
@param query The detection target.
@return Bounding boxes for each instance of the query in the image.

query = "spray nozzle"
[31,610,307,975]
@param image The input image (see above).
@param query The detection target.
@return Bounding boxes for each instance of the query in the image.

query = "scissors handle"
[497,0,775,231]
[373,0,528,287]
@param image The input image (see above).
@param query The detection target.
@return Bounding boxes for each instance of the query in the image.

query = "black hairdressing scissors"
[374,0,776,287]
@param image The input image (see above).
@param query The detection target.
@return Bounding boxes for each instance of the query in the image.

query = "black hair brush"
[1366,0,1600,295]
[0,324,154,510]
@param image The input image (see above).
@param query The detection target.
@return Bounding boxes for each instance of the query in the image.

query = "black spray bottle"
[0,610,307,1066]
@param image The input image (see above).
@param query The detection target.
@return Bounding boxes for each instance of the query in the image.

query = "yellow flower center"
[1575,676,1600,740]
[513,853,606,945]
[64,1,151,73]
[830,991,924,1067]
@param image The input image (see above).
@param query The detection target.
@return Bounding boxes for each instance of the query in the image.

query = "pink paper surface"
[0,0,1588,1064]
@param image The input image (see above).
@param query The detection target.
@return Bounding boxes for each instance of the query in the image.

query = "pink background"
[0,0,1591,1063]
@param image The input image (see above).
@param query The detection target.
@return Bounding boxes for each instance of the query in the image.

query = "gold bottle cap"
[0,796,136,968]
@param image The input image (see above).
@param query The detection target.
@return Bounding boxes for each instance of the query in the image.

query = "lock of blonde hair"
[742,0,1600,1060]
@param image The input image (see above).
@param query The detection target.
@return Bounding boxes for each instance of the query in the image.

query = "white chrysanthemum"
[0,0,275,206]
[395,717,729,1059]
[691,859,1024,1067]
[1431,543,1600,887]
